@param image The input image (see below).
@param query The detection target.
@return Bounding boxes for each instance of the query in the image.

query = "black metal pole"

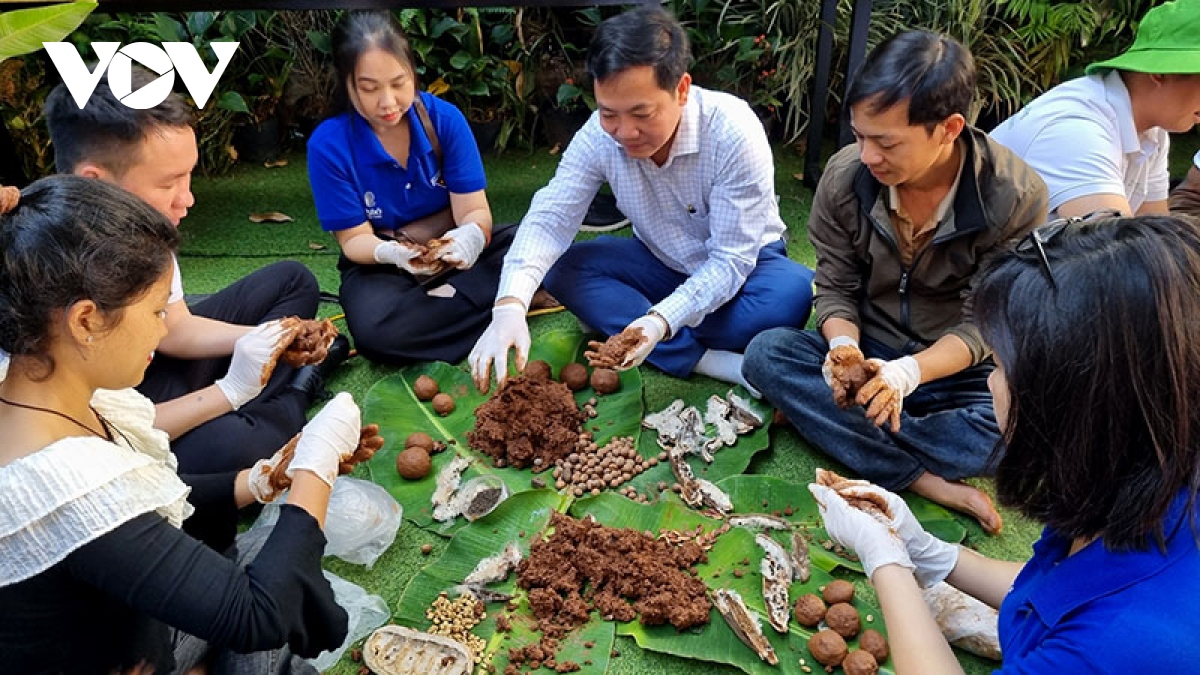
[803,0,838,189]
[838,0,873,148]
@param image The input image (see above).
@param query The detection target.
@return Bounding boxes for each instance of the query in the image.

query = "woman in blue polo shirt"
[307,11,514,365]
[808,214,1200,673]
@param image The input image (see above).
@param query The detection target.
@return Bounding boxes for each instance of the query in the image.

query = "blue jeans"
[544,237,815,377]
[742,328,1000,490]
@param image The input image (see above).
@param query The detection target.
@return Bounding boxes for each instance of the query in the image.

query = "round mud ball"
[559,362,589,391]
[825,602,861,639]
[395,447,431,480]
[807,628,848,667]
[414,375,439,401]
[590,368,621,395]
[405,432,434,451]
[842,649,879,675]
[524,360,553,380]
[432,393,456,416]
[793,593,826,628]
[822,579,855,605]
[859,629,889,663]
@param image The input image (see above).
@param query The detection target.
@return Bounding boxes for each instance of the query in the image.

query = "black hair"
[45,65,194,177]
[0,175,179,379]
[974,215,1200,551]
[331,11,419,114]
[845,30,975,130]
[585,7,690,90]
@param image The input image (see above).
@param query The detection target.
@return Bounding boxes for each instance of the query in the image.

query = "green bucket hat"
[1086,0,1200,75]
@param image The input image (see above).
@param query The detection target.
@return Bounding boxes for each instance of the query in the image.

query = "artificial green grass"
[183,145,1036,674]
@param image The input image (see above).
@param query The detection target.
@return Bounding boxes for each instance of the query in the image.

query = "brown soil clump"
[414,375,439,401]
[432,393,456,416]
[808,628,848,667]
[585,327,646,368]
[525,360,553,380]
[590,368,620,395]
[280,318,338,368]
[504,636,580,674]
[843,649,879,675]
[517,512,712,642]
[826,602,861,638]
[559,362,589,391]
[468,376,582,471]
[793,593,826,627]
[828,345,878,409]
[823,579,855,605]
[396,447,431,480]
[405,431,434,451]
[859,628,889,662]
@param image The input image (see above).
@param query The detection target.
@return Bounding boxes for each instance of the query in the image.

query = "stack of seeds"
[424,592,487,665]
[551,433,661,497]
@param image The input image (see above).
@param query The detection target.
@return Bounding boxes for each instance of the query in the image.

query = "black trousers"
[137,261,320,474]
[338,223,515,365]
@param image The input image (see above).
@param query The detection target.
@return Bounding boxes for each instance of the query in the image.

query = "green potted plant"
[0,1,96,184]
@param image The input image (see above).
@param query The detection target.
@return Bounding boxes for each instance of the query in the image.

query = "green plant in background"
[1000,0,1163,88]
[0,1,97,182]
[396,8,526,151]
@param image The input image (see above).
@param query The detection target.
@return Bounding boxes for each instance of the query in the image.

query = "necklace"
[0,395,113,441]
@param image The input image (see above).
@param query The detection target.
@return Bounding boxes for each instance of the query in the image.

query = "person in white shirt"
[990,0,1200,219]
[468,6,814,393]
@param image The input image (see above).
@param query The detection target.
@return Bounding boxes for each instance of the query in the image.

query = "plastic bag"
[308,571,390,671]
[922,581,1002,660]
[256,477,402,567]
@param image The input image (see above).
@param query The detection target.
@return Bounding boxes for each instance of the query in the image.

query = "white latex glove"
[468,303,530,392]
[821,335,861,386]
[215,320,291,410]
[286,392,361,487]
[809,483,915,580]
[436,222,486,270]
[840,484,960,588]
[617,313,669,370]
[374,240,442,276]
[247,433,301,503]
[856,355,921,432]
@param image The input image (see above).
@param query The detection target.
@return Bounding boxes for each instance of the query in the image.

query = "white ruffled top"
[0,358,193,586]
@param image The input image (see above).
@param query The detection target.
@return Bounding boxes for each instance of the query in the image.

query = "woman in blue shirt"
[307,11,515,365]
[810,213,1200,673]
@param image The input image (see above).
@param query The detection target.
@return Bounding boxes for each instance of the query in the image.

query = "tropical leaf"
[572,492,893,675]
[362,329,642,536]
[394,490,616,674]
[716,473,967,574]
[0,2,96,62]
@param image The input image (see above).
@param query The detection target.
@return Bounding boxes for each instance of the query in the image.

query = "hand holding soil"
[828,344,877,409]
[279,317,339,368]
[585,327,647,369]
[342,423,384,475]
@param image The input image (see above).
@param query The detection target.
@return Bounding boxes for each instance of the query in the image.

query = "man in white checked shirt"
[468,7,814,393]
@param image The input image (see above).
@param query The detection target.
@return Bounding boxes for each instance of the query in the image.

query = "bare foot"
[910,472,1003,535]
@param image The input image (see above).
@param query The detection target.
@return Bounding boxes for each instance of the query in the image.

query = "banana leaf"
[572,492,893,675]
[0,2,95,62]
[393,490,616,673]
[716,474,968,574]
[361,329,643,536]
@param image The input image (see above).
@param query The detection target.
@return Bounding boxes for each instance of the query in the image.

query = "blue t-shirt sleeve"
[429,95,488,194]
[306,118,369,232]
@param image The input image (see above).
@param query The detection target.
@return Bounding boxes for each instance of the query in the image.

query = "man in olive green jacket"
[744,31,1047,534]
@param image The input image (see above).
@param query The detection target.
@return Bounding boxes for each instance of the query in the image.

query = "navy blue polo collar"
[1027,489,1198,627]
[348,94,435,168]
